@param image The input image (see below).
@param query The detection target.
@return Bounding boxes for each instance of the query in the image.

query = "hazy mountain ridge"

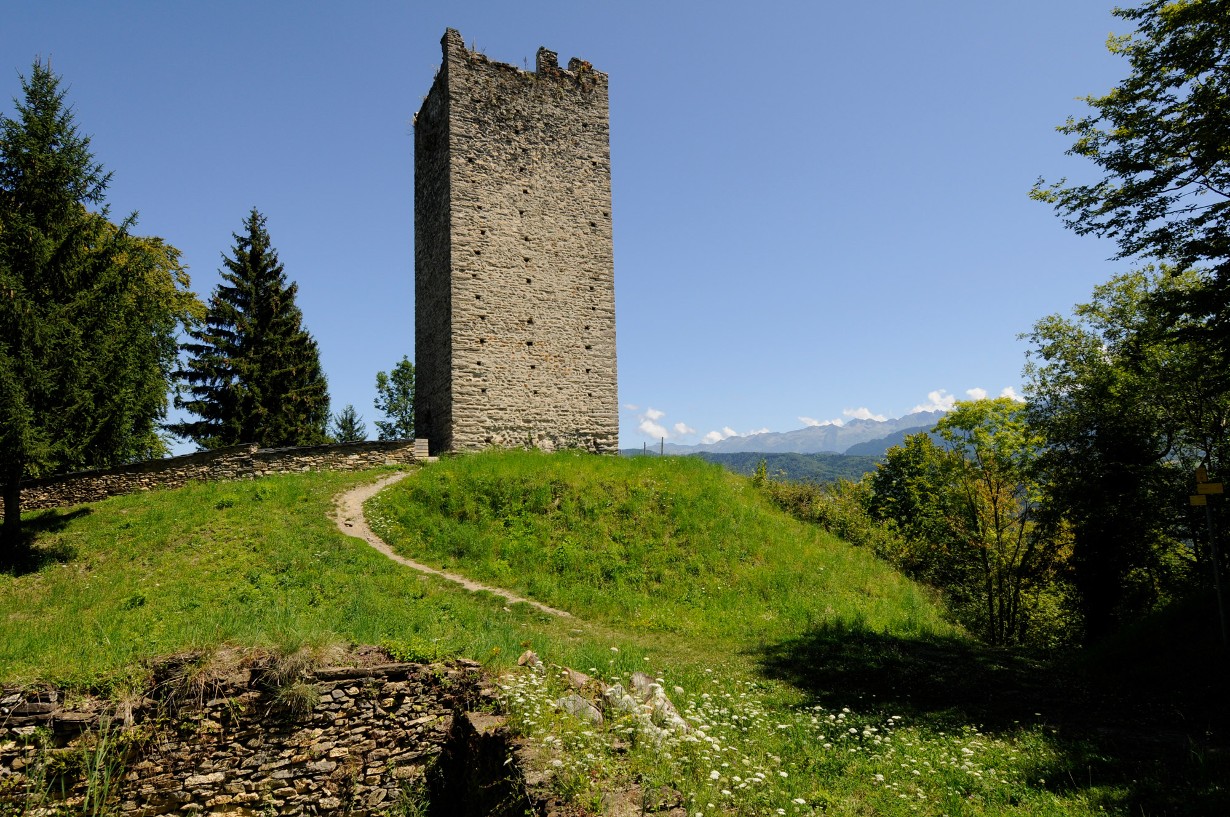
[660,410,946,456]
[842,424,941,457]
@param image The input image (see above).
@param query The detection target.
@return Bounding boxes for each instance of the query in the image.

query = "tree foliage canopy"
[0,61,200,555]
[1032,0,1230,278]
[170,209,329,449]
[867,400,1070,646]
[1025,267,1213,638]
[373,356,414,441]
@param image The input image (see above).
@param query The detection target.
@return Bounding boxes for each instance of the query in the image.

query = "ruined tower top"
[413,30,618,454]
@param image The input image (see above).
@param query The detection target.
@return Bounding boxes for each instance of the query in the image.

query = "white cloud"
[634,406,701,440]
[843,407,887,422]
[801,416,845,427]
[639,419,668,438]
[622,403,639,411]
[701,426,740,445]
[911,390,957,413]
[966,387,988,400]
[747,427,770,436]
[1000,386,1024,402]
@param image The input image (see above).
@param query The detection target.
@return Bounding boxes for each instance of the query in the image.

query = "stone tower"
[413,29,618,454]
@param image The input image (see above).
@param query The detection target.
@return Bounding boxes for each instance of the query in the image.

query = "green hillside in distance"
[688,450,880,482]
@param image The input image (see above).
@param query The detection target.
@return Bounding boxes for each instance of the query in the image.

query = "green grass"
[2,451,1225,816]
[0,467,582,688]
[365,450,952,643]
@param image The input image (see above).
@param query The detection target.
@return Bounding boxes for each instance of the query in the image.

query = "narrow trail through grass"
[330,469,571,618]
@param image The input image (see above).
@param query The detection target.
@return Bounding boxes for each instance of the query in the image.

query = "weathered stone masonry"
[0,440,425,515]
[0,653,543,816]
[414,29,618,454]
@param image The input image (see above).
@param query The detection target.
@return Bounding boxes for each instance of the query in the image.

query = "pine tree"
[329,405,367,443]
[1,61,199,558]
[171,209,329,449]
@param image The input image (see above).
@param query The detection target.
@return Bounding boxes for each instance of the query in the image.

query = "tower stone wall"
[414,29,618,454]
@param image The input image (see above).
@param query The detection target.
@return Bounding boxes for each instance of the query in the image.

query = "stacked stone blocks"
[0,656,488,815]
[414,29,618,454]
[0,440,422,515]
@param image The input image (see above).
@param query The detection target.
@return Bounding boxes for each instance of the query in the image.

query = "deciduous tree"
[170,209,329,449]
[1032,1,1230,362]
[933,399,1062,646]
[373,356,414,441]
[868,401,1068,646]
[1025,267,1212,640]
[868,433,978,602]
[1031,0,1230,277]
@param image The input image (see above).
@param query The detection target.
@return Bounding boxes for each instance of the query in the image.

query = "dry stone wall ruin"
[0,652,547,816]
[414,29,618,454]
[0,440,424,516]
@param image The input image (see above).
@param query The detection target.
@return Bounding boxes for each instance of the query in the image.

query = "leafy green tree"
[934,399,1064,646]
[1031,1,1230,277]
[170,209,329,449]
[1032,0,1230,367]
[373,356,414,441]
[1025,267,1211,640]
[867,401,1069,646]
[1,61,199,558]
[329,404,367,443]
[1030,0,1230,641]
[868,433,977,596]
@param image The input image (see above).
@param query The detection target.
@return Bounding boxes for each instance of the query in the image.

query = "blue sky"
[4,1,1131,450]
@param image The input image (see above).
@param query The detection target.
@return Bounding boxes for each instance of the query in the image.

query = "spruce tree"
[1,62,199,558]
[329,405,367,443]
[171,209,329,449]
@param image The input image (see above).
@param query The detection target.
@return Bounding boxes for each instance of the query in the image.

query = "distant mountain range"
[657,410,946,457]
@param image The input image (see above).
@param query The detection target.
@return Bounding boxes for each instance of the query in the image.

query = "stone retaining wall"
[0,652,504,815]
[1,440,427,515]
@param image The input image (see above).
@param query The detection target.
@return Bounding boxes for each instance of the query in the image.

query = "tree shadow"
[755,620,1230,817]
[1,507,91,575]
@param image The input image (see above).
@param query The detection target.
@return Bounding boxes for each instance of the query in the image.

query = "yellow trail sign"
[1192,495,1208,506]
[1197,482,1224,495]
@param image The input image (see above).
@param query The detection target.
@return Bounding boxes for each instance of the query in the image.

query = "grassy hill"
[2,451,1225,816]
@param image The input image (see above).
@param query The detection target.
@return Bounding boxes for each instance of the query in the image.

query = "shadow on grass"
[0,507,90,576]
[756,620,1230,817]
